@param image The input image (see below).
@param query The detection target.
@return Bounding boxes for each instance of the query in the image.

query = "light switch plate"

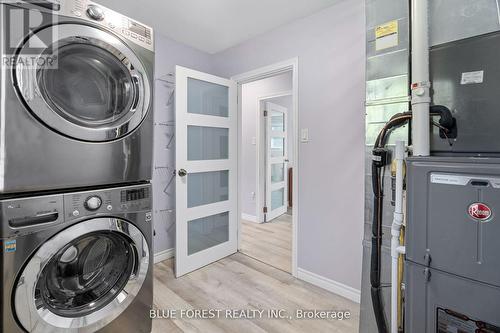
[301,128,309,143]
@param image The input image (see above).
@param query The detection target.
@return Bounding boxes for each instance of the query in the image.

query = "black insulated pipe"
[430,105,453,129]
[370,112,412,333]
[370,109,456,332]
[370,162,388,333]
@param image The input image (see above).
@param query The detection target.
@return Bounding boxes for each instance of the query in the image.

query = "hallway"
[240,214,292,273]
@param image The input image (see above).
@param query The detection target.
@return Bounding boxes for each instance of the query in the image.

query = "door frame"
[231,58,299,277]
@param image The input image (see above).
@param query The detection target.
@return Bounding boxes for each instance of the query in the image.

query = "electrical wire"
[432,121,453,146]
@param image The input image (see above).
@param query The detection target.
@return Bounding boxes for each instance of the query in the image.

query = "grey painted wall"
[240,72,293,217]
[212,0,366,290]
[152,0,366,294]
[152,33,214,254]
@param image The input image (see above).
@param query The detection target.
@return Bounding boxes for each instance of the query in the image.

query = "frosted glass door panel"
[271,137,285,157]
[188,126,229,160]
[271,189,285,211]
[188,212,229,255]
[271,111,285,131]
[188,171,229,208]
[188,78,229,117]
[271,163,285,183]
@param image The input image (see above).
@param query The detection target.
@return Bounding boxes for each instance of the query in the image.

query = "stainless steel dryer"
[0,183,153,333]
[0,0,154,193]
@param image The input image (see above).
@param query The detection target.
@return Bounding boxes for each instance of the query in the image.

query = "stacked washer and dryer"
[0,1,155,332]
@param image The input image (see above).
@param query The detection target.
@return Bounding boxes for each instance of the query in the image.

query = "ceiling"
[97,0,338,54]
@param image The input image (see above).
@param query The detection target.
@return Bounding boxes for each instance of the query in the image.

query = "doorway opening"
[232,59,298,276]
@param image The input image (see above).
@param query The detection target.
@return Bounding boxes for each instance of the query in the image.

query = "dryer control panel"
[59,0,154,51]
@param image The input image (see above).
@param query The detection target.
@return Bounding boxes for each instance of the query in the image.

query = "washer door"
[14,218,150,333]
[15,24,151,142]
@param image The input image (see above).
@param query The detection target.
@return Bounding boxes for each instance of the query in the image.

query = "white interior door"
[265,102,288,221]
[175,66,237,277]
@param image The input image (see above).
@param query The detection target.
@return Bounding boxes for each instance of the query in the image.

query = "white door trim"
[232,57,299,277]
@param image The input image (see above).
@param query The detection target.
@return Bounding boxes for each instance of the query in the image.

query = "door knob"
[178,169,187,177]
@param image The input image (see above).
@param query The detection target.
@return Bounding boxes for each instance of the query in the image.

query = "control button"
[85,196,102,211]
[145,212,152,222]
[73,10,82,17]
[106,205,113,211]
[146,39,152,45]
[72,210,80,217]
[139,36,145,42]
[86,5,105,21]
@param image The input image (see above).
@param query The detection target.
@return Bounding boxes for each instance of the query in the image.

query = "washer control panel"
[0,184,151,237]
[64,184,152,220]
[59,0,154,51]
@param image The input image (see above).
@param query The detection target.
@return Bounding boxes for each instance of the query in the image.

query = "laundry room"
[1,0,500,333]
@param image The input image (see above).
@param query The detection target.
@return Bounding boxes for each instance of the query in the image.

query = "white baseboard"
[241,213,259,223]
[297,268,361,304]
[154,248,175,264]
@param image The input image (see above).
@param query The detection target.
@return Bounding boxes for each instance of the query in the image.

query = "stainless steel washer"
[0,183,153,333]
[0,0,155,193]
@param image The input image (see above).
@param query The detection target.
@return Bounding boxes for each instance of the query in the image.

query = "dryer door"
[14,217,150,333]
[15,24,151,142]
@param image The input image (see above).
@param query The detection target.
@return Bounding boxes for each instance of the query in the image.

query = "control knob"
[85,196,102,211]
[86,5,105,21]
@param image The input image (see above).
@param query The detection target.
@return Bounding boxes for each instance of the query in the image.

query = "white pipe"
[411,0,431,156]
[391,141,405,333]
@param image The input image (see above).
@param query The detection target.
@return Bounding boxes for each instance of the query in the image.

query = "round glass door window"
[38,44,135,127]
[36,231,135,317]
[14,218,150,333]
[15,24,151,142]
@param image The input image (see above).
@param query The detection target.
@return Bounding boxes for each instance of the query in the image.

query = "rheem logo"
[468,203,492,221]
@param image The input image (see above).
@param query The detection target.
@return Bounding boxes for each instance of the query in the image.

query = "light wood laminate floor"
[240,214,292,273]
[152,253,359,333]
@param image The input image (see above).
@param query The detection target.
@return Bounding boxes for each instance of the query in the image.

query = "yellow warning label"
[375,20,398,39]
